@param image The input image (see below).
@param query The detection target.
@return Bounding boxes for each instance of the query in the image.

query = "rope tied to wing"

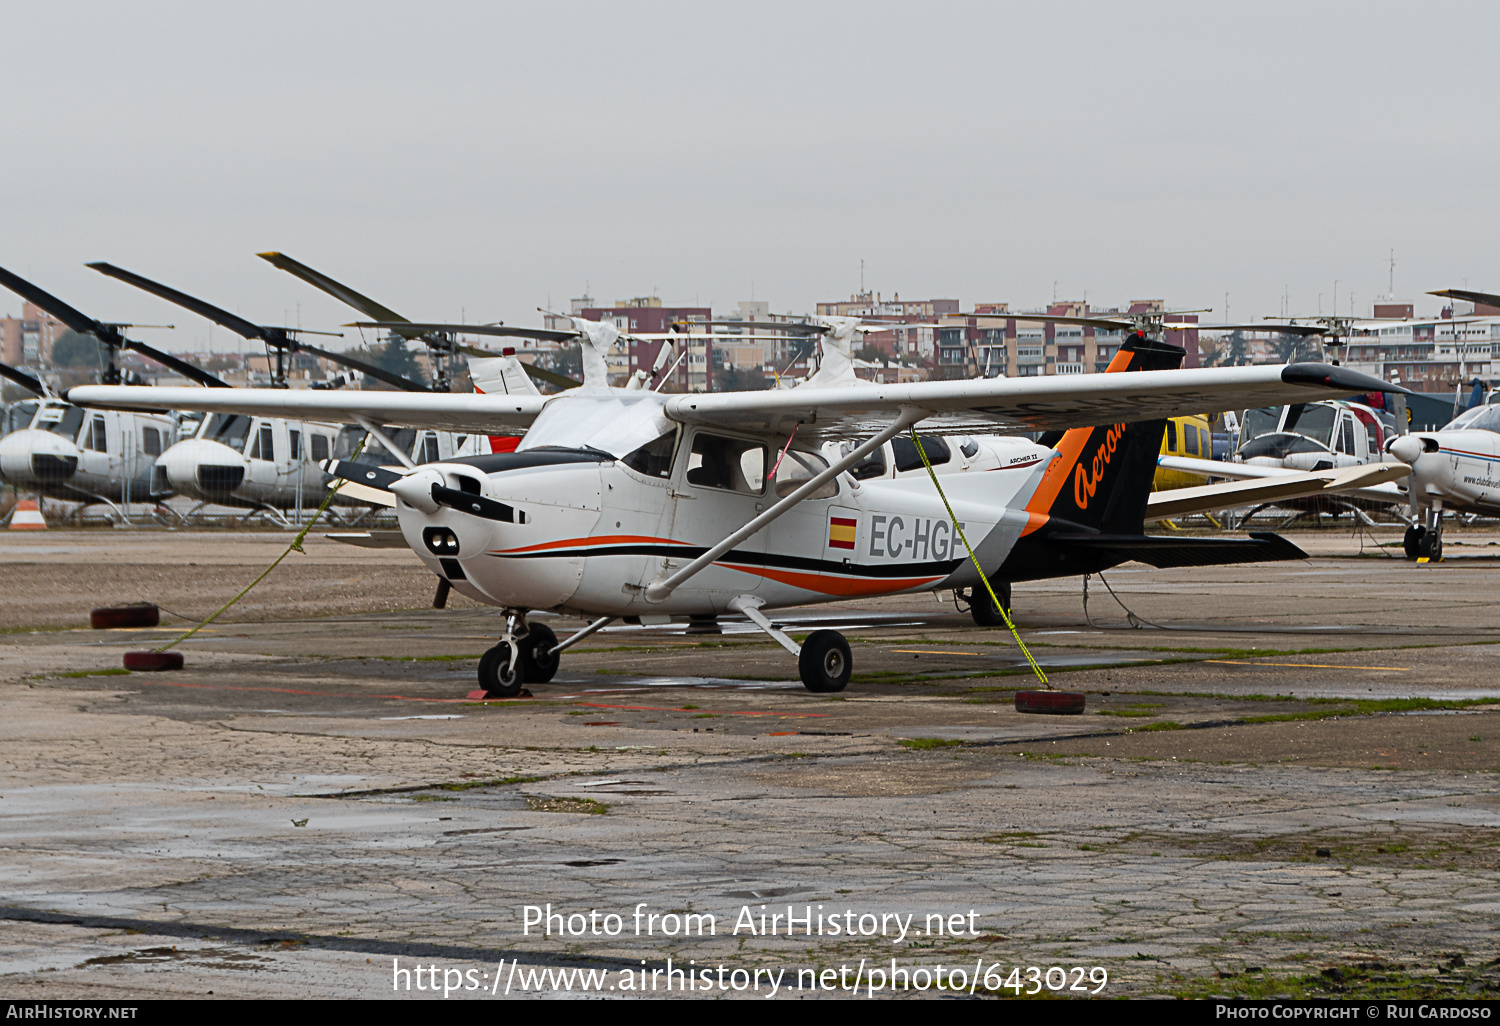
[154,439,366,654]
[908,427,1050,688]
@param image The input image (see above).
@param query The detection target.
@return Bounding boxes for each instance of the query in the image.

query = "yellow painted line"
[1205,660,1410,671]
[893,649,983,656]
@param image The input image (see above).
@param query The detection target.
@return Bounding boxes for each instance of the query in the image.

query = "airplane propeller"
[0,266,229,388]
[87,262,429,393]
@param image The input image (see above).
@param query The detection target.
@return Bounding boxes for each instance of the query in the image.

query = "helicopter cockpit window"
[686,432,765,494]
[203,414,253,453]
[7,400,39,434]
[83,415,108,453]
[1339,418,1356,455]
[39,405,85,441]
[891,435,951,473]
[1283,404,1337,448]
[1240,407,1281,441]
[773,449,838,500]
[622,429,679,479]
[845,441,887,480]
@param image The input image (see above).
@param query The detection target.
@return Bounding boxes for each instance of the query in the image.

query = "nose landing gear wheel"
[478,642,524,698]
[799,629,851,692]
[970,582,1013,627]
[520,623,559,684]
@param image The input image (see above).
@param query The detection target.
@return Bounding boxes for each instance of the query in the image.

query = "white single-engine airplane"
[72,320,1400,695]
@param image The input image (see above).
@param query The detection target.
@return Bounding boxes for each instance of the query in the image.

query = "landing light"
[424,527,460,555]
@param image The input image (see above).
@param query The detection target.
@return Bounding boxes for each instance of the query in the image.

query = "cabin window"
[622,429,678,479]
[288,430,301,460]
[773,449,838,500]
[421,433,440,464]
[1340,418,1356,455]
[959,437,980,459]
[686,432,765,493]
[1164,421,1178,453]
[84,415,108,452]
[1184,424,1199,456]
[1199,428,1211,458]
[249,424,275,461]
[891,435,951,473]
[311,434,330,462]
[142,426,162,457]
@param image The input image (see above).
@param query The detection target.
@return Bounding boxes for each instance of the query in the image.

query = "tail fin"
[1023,335,1185,534]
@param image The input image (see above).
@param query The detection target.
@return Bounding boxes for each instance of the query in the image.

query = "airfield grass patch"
[526,795,608,815]
[898,737,967,750]
[1090,825,1500,872]
[57,668,132,678]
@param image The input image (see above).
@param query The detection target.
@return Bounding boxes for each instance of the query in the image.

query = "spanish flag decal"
[828,515,857,550]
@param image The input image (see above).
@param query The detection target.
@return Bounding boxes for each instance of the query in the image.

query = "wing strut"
[643,407,926,603]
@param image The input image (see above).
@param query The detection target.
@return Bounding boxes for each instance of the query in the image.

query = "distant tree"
[49,330,103,368]
[856,341,889,365]
[1224,330,1248,367]
[1271,332,1308,364]
[361,338,426,388]
[716,366,769,392]
[205,355,238,373]
[537,343,583,386]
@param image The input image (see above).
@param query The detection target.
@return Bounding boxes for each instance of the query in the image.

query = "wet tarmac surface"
[2,527,1499,998]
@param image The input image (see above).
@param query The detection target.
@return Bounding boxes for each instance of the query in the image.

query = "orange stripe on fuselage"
[1022,345,1136,515]
[490,534,691,555]
[743,564,945,597]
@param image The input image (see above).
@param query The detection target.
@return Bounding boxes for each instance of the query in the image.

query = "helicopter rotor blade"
[122,340,232,388]
[291,341,429,393]
[0,361,45,396]
[257,252,417,334]
[0,266,115,341]
[87,262,270,342]
[348,320,582,344]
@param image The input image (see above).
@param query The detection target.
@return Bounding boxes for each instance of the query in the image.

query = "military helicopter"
[0,267,229,522]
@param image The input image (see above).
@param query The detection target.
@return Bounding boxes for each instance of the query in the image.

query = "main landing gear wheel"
[520,623,559,684]
[1417,531,1442,562]
[970,582,1013,627]
[799,629,851,693]
[1403,525,1424,560]
[478,642,524,698]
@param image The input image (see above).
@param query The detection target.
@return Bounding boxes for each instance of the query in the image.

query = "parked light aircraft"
[74,304,1400,693]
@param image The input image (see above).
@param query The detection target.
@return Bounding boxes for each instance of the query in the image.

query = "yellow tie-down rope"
[910,428,1050,688]
[155,439,366,654]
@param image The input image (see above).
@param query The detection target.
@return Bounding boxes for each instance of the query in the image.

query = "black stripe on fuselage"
[490,543,964,580]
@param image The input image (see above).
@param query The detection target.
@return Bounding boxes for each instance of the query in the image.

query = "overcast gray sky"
[3,1,1496,351]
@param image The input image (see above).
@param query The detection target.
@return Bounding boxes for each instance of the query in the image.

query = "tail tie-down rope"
[155,440,366,654]
[909,428,1050,688]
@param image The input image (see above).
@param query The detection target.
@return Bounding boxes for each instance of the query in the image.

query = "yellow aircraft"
[1153,414,1213,490]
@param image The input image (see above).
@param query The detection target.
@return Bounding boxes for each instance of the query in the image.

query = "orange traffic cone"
[8,499,46,530]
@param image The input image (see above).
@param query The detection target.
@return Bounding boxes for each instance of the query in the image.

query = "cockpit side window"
[891,435,951,473]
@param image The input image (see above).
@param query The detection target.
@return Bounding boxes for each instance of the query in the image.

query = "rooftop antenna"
[1225,291,1230,325]
[1388,248,1396,298]
[859,259,864,293]
[1053,280,1058,302]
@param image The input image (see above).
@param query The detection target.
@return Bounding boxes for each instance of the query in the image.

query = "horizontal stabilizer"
[1048,531,1306,569]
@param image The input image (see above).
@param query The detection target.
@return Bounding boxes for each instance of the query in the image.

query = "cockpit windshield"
[200,414,253,453]
[6,400,40,435]
[1281,404,1338,448]
[36,404,85,440]
[334,424,418,465]
[1240,407,1281,441]
[518,392,671,459]
[1447,405,1500,434]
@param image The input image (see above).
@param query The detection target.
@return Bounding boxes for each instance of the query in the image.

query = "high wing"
[68,361,1399,438]
[1145,462,1410,521]
[663,362,1402,438]
[65,384,547,432]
